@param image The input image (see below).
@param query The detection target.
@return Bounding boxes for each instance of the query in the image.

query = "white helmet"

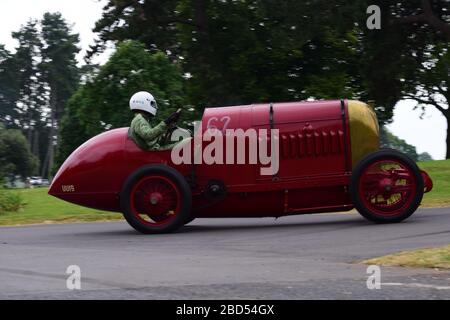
[129,91,158,116]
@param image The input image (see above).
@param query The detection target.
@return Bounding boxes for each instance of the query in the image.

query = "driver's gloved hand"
[164,111,180,125]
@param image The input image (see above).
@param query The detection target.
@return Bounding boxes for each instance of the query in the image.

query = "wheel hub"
[380,178,393,194]
[149,192,163,205]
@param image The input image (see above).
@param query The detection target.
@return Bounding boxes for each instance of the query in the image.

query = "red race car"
[49,99,433,234]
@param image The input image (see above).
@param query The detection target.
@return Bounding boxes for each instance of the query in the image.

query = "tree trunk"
[27,109,33,147]
[444,96,450,160]
[42,92,58,179]
[446,115,450,160]
[41,121,55,179]
[32,129,39,157]
[41,143,49,178]
[47,107,56,180]
[27,128,33,147]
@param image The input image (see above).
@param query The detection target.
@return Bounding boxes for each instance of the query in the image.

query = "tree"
[393,0,450,40]
[389,0,449,158]
[380,126,420,161]
[0,45,19,127]
[402,42,449,158]
[0,124,38,181]
[0,14,81,178]
[1,21,49,174]
[11,20,47,158]
[56,41,186,167]
[88,0,182,60]
[418,152,433,161]
[40,12,80,178]
[177,0,366,107]
[90,0,450,158]
[361,0,450,157]
[89,1,367,107]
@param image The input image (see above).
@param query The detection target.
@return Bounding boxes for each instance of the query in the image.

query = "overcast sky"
[387,100,446,160]
[0,0,109,64]
[0,0,447,160]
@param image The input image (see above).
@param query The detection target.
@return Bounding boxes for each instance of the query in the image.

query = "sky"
[0,0,447,160]
[387,100,447,160]
[0,0,110,64]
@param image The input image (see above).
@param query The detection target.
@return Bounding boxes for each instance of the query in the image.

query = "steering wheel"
[161,109,182,144]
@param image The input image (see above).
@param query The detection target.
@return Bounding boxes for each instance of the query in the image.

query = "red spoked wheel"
[359,160,417,215]
[130,176,180,226]
[121,165,192,234]
[350,150,424,223]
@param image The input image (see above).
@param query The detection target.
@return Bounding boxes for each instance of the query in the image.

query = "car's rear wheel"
[350,150,424,223]
[120,165,192,234]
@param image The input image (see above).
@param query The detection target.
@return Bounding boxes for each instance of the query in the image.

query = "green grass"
[417,159,450,208]
[362,244,450,270]
[0,188,122,226]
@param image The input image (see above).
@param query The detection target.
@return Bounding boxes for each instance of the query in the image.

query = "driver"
[129,91,180,150]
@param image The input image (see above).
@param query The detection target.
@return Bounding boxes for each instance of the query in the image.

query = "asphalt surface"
[0,208,450,300]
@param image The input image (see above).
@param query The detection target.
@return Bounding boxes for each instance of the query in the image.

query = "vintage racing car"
[49,100,433,234]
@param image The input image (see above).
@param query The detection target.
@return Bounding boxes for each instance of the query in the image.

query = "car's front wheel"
[350,149,424,223]
[120,165,192,234]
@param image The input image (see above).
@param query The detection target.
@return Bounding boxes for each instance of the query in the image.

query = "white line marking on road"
[383,282,450,290]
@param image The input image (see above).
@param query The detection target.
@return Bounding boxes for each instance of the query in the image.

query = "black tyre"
[350,149,424,223]
[120,165,192,234]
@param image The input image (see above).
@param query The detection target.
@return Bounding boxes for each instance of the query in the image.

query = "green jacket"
[130,113,168,150]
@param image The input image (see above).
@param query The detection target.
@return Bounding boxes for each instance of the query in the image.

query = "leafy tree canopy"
[88,0,450,158]
[0,45,19,127]
[56,40,186,166]
[89,1,368,107]
[0,13,81,178]
[380,126,420,161]
[0,124,38,180]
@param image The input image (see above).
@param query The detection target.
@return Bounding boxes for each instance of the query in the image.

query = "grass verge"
[418,159,450,208]
[0,188,122,226]
[362,245,450,270]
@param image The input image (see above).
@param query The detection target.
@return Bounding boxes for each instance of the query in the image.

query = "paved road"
[1,208,450,299]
